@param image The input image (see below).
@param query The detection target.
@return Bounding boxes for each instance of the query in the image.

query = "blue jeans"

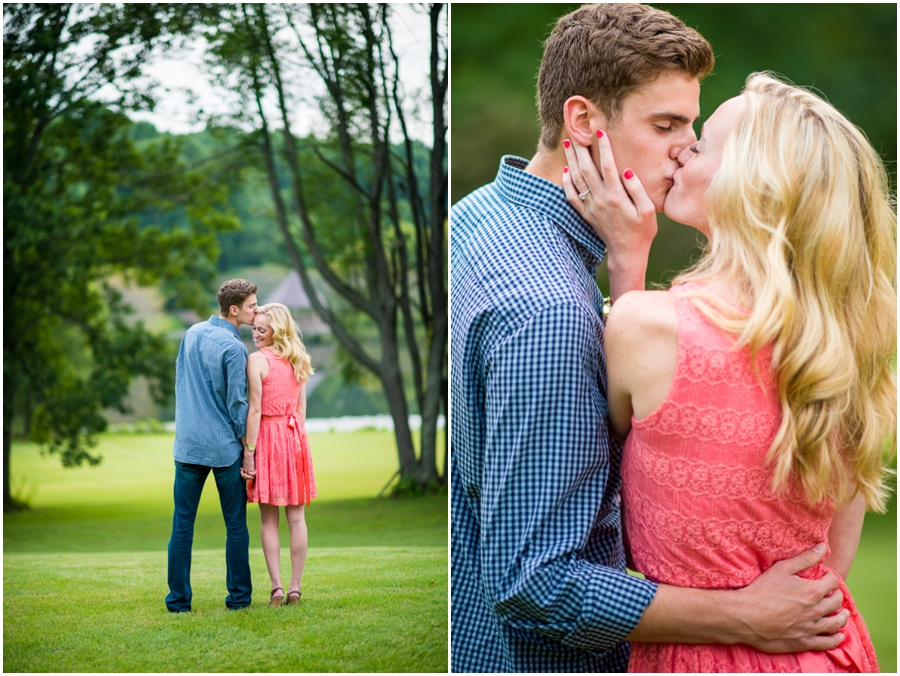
[166,457,252,611]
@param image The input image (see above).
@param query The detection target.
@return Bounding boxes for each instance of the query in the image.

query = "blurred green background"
[451,3,897,289]
[450,3,897,670]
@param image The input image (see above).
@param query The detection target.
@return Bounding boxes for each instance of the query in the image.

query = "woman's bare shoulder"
[607,289,677,339]
[247,350,270,375]
[606,290,680,421]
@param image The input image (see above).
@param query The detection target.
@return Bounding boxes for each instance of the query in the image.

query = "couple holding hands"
[165,279,316,612]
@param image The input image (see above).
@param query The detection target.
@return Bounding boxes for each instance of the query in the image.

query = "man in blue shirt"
[451,4,849,671]
[166,278,258,612]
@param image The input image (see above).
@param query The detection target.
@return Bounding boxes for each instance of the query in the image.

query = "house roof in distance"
[264,270,327,309]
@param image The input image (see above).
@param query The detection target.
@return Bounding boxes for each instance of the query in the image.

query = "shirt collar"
[209,315,243,340]
[495,155,607,266]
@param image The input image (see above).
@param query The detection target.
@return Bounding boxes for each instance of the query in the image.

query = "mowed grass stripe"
[4,547,447,673]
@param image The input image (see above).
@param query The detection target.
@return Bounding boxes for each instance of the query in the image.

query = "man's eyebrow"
[651,112,697,125]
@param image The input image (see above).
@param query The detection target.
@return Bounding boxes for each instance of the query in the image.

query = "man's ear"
[562,95,607,148]
[229,305,239,317]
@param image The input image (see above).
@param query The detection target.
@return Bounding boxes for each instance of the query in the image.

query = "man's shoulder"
[184,319,246,353]
[452,181,504,229]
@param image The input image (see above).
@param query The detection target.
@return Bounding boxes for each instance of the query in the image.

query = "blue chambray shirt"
[450,157,658,672]
[173,316,248,467]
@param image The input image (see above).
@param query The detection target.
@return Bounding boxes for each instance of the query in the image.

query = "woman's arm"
[604,290,679,442]
[296,379,307,423]
[823,491,866,580]
[243,352,268,478]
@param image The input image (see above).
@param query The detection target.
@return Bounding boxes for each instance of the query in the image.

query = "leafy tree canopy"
[3,3,237,509]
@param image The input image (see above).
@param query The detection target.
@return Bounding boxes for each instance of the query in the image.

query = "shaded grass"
[4,432,448,673]
[4,547,446,673]
[4,495,448,554]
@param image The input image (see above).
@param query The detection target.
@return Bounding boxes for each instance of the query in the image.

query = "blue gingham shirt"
[173,316,248,467]
[450,157,658,672]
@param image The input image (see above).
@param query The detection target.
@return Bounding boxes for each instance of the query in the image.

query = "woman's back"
[260,349,301,415]
[622,283,877,672]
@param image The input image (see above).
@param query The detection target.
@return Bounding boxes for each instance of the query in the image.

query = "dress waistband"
[260,413,304,430]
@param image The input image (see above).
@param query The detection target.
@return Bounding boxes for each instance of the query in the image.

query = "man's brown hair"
[217,278,257,316]
[537,3,714,150]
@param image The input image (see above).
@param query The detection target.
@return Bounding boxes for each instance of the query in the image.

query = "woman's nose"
[674,145,693,167]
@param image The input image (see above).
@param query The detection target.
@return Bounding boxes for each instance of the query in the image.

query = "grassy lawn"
[4,432,448,673]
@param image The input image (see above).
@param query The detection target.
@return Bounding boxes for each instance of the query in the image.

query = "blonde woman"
[241,302,317,607]
[564,72,895,671]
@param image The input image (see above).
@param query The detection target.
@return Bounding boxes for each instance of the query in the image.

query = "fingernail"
[563,139,570,149]
[623,169,634,180]
[813,542,826,553]
[563,166,568,173]
[597,130,604,138]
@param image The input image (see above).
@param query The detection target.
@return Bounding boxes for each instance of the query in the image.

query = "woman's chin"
[662,206,701,231]
[662,202,681,223]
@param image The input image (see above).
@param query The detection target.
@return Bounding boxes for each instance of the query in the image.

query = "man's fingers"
[813,570,843,596]
[814,586,844,617]
[801,632,846,653]
[775,543,829,576]
[814,608,850,636]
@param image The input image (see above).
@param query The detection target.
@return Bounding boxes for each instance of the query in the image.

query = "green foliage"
[307,375,390,418]
[201,4,448,488]
[3,4,241,506]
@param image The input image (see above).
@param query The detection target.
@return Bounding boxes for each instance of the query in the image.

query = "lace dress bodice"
[622,283,876,673]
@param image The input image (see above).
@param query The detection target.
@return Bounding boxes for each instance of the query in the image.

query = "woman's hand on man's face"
[562,130,659,300]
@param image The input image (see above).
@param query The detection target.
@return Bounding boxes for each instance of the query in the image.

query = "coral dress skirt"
[247,349,317,506]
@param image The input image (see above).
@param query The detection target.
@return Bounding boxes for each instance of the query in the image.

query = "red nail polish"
[563,139,570,149]
[597,130,604,138]
[624,169,634,179]
[564,166,569,173]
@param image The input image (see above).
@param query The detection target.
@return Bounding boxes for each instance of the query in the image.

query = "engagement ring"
[578,188,591,201]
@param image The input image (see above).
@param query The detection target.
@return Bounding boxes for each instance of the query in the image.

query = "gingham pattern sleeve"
[222,340,249,440]
[480,302,658,651]
[451,156,658,672]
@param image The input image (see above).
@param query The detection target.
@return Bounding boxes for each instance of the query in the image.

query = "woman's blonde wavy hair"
[673,72,897,512]
[256,303,314,383]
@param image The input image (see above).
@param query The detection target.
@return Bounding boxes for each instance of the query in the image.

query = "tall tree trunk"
[236,4,446,491]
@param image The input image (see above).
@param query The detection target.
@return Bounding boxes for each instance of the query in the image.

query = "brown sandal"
[269,587,284,607]
[285,589,301,606]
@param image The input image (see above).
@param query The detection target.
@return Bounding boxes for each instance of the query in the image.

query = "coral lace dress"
[622,283,877,673]
[247,349,317,506]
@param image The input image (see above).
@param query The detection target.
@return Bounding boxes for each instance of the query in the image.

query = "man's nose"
[670,129,697,160]
[674,145,692,168]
